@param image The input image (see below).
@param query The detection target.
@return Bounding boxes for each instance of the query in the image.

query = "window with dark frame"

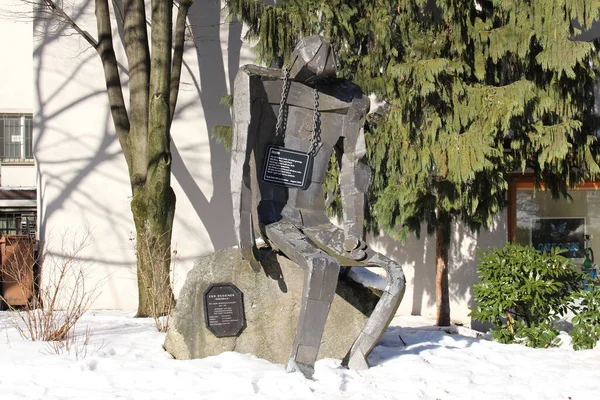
[0,211,36,236]
[0,114,33,162]
[508,175,600,265]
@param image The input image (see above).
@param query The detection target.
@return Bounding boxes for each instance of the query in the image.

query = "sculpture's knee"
[305,255,340,302]
[388,262,405,293]
[369,255,405,302]
[389,265,406,304]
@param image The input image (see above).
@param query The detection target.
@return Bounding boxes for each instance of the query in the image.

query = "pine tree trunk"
[435,215,451,327]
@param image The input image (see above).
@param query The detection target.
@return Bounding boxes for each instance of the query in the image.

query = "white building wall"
[1,164,36,187]
[0,1,33,112]
[31,0,506,325]
[0,1,36,189]
[369,214,506,326]
[34,1,249,309]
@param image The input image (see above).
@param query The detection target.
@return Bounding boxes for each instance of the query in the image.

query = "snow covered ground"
[0,311,599,400]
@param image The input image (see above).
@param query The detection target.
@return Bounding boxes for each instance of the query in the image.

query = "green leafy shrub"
[507,320,561,348]
[470,243,583,348]
[571,287,600,350]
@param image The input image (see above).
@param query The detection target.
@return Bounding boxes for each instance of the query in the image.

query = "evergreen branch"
[228,0,600,237]
[225,0,320,64]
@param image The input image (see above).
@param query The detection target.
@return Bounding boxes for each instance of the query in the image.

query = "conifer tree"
[227,0,600,326]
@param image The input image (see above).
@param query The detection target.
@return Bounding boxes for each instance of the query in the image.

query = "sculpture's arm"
[231,67,261,271]
[340,95,371,260]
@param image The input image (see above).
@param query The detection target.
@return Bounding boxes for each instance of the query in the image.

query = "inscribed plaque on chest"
[261,145,312,189]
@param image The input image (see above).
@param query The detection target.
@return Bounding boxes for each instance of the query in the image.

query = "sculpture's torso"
[251,77,366,229]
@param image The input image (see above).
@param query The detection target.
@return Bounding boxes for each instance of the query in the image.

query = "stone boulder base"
[164,248,380,365]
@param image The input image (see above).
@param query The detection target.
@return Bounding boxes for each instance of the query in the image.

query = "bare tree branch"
[111,0,125,25]
[33,0,185,316]
[36,1,132,168]
[41,0,98,47]
[95,0,132,169]
[123,0,151,186]
[170,0,194,124]
[149,0,172,106]
[146,0,173,171]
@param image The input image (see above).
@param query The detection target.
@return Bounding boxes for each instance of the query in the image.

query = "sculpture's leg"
[265,221,340,378]
[341,251,405,370]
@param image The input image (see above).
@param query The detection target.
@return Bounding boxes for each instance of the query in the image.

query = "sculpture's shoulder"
[235,65,283,102]
[235,66,369,115]
[319,78,369,115]
[237,64,282,80]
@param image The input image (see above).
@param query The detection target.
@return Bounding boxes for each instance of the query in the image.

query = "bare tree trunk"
[39,0,195,317]
[435,210,451,326]
[131,179,175,317]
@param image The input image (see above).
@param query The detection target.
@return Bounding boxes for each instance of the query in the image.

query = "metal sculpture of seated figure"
[230,35,406,378]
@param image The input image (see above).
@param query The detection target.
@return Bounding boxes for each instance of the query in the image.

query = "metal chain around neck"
[274,67,290,138]
[275,66,321,156]
[309,87,321,156]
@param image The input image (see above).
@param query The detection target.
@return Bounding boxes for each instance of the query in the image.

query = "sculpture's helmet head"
[288,35,338,83]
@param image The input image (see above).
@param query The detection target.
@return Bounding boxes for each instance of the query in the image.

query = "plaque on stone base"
[203,283,246,337]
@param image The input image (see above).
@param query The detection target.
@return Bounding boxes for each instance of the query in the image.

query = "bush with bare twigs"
[44,325,107,360]
[0,230,102,355]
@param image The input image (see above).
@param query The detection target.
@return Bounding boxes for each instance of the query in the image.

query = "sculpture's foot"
[286,359,314,379]
[341,348,370,370]
[248,257,261,273]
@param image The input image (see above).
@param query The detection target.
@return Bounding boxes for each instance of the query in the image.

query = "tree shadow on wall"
[449,217,506,330]
[169,0,244,249]
[172,0,281,248]
[33,0,138,306]
[34,0,124,249]
[369,215,506,325]
[368,231,436,316]
[34,0,246,262]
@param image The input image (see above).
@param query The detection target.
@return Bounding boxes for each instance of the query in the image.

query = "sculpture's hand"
[343,237,368,261]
